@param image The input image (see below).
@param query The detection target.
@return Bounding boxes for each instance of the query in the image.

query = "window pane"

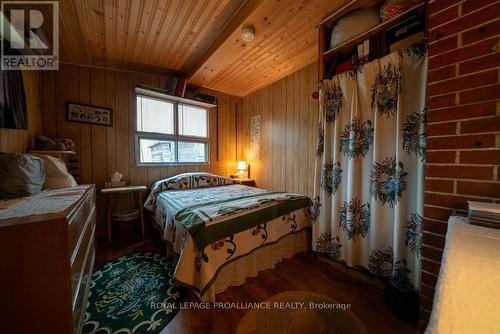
[178,141,207,162]
[139,138,175,163]
[136,95,174,134]
[178,104,208,137]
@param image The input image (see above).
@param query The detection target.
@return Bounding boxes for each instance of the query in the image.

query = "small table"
[235,178,256,187]
[101,185,147,242]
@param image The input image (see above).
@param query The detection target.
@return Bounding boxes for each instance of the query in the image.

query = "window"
[135,88,210,165]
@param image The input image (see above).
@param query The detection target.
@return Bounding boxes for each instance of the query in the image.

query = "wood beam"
[186,0,264,80]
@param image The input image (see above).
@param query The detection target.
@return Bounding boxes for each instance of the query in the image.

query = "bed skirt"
[169,228,310,301]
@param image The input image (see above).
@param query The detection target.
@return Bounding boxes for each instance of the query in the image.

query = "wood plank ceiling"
[57,0,349,96]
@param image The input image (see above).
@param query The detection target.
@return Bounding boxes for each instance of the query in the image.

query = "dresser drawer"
[73,245,95,334]
[68,185,95,250]
[71,209,95,307]
[68,189,95,255]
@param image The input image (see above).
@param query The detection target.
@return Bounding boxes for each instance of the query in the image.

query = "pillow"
[51,137,75,151]
[329,7,381,49]
[144,173,236,211]
[0,153,45,199]
[34,154,77,189]
[35,134,65,151]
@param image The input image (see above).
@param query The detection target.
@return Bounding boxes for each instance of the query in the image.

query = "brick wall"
[421,0,500,328]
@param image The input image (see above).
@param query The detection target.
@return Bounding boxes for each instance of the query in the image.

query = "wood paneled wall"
[0,71,42,152]
[4,62,318,234]
[238,63,318,198]
[40,64,241,235]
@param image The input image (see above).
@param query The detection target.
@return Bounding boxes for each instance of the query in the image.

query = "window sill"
[136,162,210,168]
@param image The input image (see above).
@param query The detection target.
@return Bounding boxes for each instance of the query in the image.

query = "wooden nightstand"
[101,185,147,242]
[235,178,256,187]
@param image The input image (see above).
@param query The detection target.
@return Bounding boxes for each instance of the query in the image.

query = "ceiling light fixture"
[241,24,255,42]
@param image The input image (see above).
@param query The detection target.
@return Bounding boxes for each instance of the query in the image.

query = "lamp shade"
[237,161,247,171]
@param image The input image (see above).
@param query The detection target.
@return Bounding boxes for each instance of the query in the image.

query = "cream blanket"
[425,216,500,333]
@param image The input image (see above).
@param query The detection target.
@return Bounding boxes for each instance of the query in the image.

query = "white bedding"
[425,216,500,333]
[0,186,89,220]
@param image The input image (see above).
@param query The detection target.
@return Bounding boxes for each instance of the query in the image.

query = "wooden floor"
[96,230,418,334]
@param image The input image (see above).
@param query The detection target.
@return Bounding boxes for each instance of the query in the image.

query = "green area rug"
[83,252,183,334]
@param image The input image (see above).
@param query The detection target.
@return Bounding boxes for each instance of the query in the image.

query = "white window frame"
[135,88,212,166]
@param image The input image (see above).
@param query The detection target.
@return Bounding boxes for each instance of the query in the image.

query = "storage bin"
[112,209,140,239]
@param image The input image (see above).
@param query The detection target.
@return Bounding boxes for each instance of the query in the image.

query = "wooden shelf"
[135,85,217,108]
[318,1,426,81]
[30,150,76,155]
[323,2,425,59]
[319,0,379,27]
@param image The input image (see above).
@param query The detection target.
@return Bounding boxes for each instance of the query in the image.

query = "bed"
[425,216,500,334]
[144,173,312,301]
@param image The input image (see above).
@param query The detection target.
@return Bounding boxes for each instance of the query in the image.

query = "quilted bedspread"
[153,184,312,299]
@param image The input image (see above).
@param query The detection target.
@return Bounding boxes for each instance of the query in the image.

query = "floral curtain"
[312,42,427,289]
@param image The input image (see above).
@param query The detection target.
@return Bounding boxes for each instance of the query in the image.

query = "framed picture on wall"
[249,115,260,160]
[66,102,113,127]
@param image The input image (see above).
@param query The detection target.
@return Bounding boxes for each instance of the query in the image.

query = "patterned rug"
[236,291,367,334]
[82,252,183,334]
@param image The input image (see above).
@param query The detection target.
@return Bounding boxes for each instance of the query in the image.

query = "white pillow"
[330,7,381,49]
[35,155,77,189]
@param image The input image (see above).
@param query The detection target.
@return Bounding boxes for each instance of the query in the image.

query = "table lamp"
[237,161,247,178]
